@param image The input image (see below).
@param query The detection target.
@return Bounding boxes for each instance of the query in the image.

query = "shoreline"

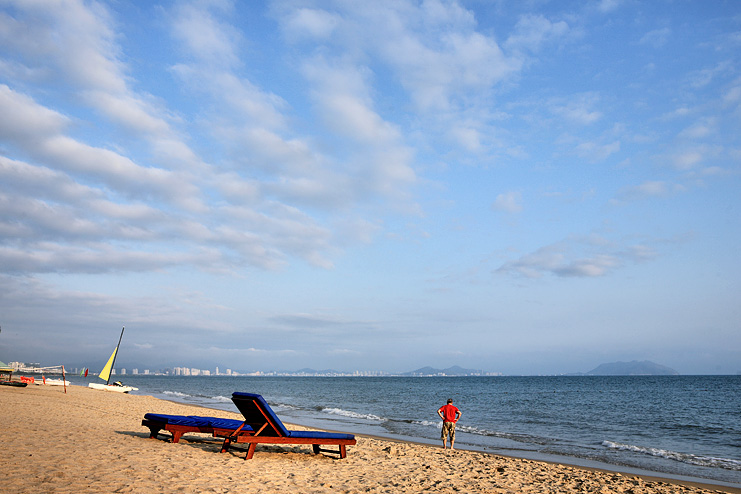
[346,433,741,493]
[3,384,738,493]
[150,389,741,492]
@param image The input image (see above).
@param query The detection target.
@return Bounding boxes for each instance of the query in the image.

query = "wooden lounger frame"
[141,415,252,444]
[223,436,352,459]
[221,392,356,460]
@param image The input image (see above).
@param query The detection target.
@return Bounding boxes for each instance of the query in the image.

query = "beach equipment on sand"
[142,414,254,443]
[142,392,356,460]
[0,380,27,387]
[88,327,138,393]
[222,392,356,460]
[6,363,68,391]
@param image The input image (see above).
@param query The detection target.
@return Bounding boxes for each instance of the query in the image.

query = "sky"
[0,0,739,376]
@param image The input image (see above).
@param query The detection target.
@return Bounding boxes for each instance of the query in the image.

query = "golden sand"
[1,384,737,493]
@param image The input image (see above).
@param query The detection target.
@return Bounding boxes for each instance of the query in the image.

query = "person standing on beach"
[437,398,462,450]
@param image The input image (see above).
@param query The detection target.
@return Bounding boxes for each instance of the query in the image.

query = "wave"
[602,441,741,471]
[162,390,231,403]
[163,390,192,398]
[409,420,494,435]
[322,407,385,422]
[413,419,439,428]
[409,420,552,446]
[209,394,232,402]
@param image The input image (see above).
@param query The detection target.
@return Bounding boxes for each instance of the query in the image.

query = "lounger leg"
[312,444,320,455]
[172,431,183,443]
[245,443,257,460]
[340,445,347,459]
[147,427,161,439]
[220,437,232,453]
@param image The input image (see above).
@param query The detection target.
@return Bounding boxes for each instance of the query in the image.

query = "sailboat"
[88,326,138,393]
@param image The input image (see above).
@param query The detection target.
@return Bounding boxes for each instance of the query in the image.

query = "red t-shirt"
[439,404,459,422]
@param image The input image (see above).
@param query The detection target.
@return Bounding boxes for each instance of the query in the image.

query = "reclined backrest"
[231,392,290,437]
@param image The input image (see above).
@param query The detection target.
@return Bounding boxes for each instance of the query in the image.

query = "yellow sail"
[98,347,118,382]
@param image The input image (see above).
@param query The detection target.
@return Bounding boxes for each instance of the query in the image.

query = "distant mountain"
[586,360,679,376]
[293,368,342,375]
[402,365,494,376]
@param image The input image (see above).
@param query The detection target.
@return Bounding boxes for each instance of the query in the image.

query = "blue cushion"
[201,417,250,430]
[144,413,211,427]
[144,413,251,431]
[288,430,355,440]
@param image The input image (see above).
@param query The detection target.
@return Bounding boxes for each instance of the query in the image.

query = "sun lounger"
[219,392,356,459]
[141,413,253,443]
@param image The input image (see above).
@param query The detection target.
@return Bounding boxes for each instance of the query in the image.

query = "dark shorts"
[441,421,456,440]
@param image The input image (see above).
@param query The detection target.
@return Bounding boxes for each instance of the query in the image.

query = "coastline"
[1,384,738,494]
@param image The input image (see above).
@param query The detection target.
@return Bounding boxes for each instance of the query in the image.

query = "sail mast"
[107,326,125,385]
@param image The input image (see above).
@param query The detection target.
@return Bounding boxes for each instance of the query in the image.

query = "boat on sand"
[88,381,138,393]
[43,378,71,386]
[88,327,138,394]
[0,380,27,387]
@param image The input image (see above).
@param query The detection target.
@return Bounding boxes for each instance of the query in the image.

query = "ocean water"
[69,375,741,488]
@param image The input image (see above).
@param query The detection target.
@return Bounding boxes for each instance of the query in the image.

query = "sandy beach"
[1,384,737,494]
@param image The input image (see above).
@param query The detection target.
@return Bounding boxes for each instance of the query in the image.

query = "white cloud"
[493,191,523,213]
[672,150,704,170]
[611,180,687,204]
[300,1,521,112]
[0,86,204,210]
[623,180,666,198]
[551,93,603,125]
[171,1,241,69]
[688,61,732,89]
[576,140,620,162]
[505,14,569,53]
[302,58,417,204]
[497,236,656,279]
[283,7,340,40]
[0,84,68,139]
[596,0,623,13]
[639,28,671,48]
[678,118,715,139]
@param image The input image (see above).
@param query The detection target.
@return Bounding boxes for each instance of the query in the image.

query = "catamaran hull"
[88,383,138,393]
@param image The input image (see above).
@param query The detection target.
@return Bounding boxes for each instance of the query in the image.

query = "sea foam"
[322,407,385,422]
[602,441,741,471]
[163,390,191,398]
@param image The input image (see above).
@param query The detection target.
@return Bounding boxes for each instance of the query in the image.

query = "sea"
[66,374,741,489]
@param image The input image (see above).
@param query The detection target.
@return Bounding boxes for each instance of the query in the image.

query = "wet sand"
[1,384,737,493]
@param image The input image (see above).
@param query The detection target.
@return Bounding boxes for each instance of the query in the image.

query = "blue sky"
[0,0,739,375]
